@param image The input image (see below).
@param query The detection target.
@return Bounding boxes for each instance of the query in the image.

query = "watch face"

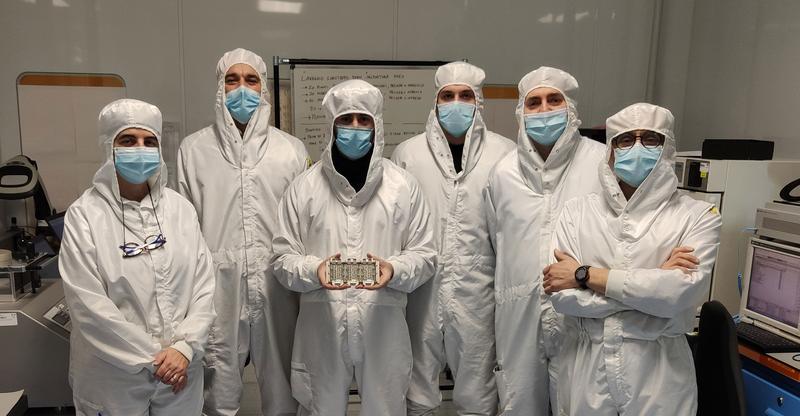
[576,267,588,281]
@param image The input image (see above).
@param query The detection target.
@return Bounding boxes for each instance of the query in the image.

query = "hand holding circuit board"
[317,253,393,290]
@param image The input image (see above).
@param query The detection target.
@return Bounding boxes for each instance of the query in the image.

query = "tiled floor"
[239,365,459,416]
[23,365,459,415]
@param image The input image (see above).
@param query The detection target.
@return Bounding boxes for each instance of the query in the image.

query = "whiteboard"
[291,66,438,160]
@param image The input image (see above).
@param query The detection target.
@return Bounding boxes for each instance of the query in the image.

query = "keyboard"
[736,322,800,353]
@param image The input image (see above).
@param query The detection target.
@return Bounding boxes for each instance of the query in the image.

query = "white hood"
[319,79,385,207]
[424,61,487,178]
[213,48,272,168]
[599,103,679,236]
[515,66,583,192]
[93,98,167,224]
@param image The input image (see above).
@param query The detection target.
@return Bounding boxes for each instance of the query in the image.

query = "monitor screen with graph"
[741,238,800,338]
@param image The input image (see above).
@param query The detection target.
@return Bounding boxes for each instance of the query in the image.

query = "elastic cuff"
[170,341,194,362]
[605,269,627,302]
[386,259,407,292]
[305,256,324,290]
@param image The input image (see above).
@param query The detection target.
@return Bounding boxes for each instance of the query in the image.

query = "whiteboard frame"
[272,58,452,131]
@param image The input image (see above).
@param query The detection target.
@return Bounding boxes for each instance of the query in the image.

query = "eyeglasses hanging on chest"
[119,186,167,258]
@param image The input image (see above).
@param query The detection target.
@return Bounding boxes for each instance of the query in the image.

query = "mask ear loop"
[113,147,129,253]
[146,183,165,241]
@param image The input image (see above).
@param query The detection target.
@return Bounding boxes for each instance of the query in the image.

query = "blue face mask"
[613,143,663,187]
[437,102,475,137]
[335,127,374,160]
[525,108,568,146]
[225,86,261,124]
[114,147,161,185]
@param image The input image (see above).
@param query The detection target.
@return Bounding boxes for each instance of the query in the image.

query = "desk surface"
[740,344,800,382]
[768,352,800,371]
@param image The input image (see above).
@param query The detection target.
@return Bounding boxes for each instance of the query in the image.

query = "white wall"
[0,0,662,229]
[0,0,184,227]
[0,0,658,158]
[4,1,800,158]
[0,0,184,160]
[651,0,695,143]
[394,0,658,127]
[665,0,800,157]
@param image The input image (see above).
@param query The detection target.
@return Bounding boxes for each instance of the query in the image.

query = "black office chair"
[687,300,746,416]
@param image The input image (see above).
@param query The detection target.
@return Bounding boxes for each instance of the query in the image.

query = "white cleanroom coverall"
[484,67,606,415]
[392,61,514,416]
[60,98,216,416]
[177,48,309,416]
[550,103,722,415]
[271,79,437,416]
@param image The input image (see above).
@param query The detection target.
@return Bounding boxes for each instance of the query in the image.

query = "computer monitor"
[33,234,55,256]
[740,238,800,339]
[46,212,65,242]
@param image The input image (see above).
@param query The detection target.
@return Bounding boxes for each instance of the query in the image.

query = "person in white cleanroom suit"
[483,66,606,415]
[59,98,215,415]
[177,48,309,416]
[271,79,437,416]
[391,61,514,416]
[543,103,721,415]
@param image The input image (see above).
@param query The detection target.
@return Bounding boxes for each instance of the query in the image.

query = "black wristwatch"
[575,265,591,289]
